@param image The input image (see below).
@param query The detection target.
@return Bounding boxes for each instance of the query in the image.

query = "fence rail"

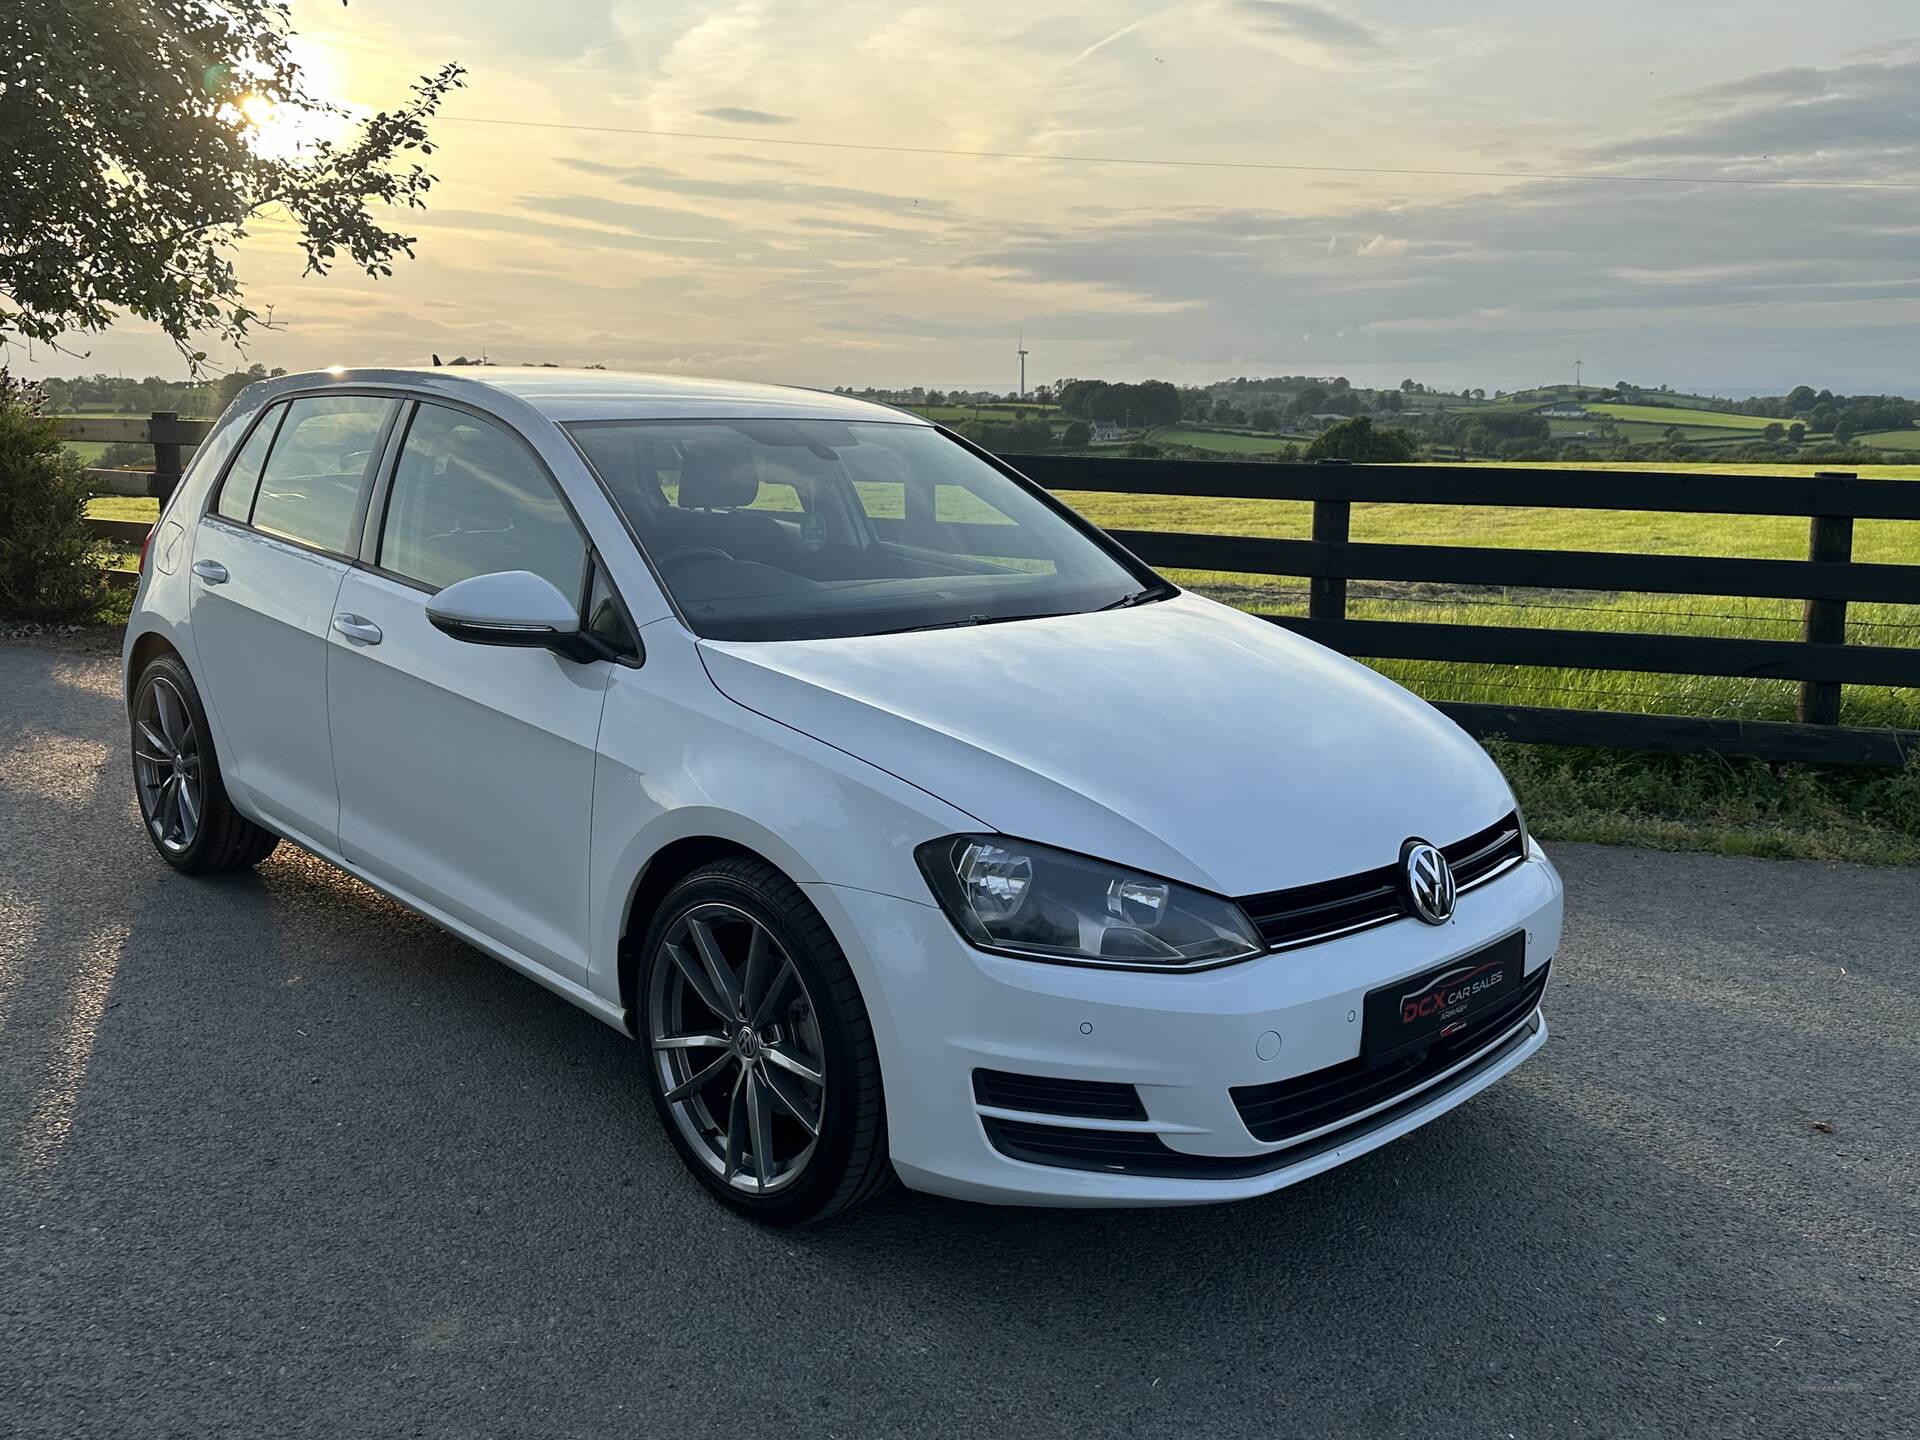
[49,415,1920,766]
[1007,454,1920,768]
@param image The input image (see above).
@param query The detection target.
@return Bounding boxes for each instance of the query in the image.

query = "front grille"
[1238,812,1526,952]
[972,1069,1147,1121]
[1230,958,1550,1145]
[982,1010,1541,1180]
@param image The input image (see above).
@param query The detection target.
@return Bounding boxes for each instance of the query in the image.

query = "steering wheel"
[655,545,736,573]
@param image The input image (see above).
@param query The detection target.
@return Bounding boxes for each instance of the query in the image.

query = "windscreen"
[566,419,1156,641]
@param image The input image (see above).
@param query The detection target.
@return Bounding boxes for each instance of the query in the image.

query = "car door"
[326,400,610,985]
[189,394,400,853]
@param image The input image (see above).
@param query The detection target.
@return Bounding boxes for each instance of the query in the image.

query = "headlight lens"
[916,835,1265,969]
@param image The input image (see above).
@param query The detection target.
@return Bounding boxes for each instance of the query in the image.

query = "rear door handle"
[191,559,229,585]
[332,614,383,646]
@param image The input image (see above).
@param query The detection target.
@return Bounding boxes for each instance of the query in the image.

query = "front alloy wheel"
[649,904,827,1193]
[637,857,893,1223]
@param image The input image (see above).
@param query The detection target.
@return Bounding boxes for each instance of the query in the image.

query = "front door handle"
[332,614,383,646]
[191,559,229,585]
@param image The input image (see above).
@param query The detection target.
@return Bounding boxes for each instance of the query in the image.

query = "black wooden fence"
[53,415,1920,766]
[56,413,207,588]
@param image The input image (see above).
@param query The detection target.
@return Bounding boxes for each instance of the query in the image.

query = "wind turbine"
[1017,332,1029,399]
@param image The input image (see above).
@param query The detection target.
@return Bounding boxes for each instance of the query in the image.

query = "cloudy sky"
[21,0,1920,394]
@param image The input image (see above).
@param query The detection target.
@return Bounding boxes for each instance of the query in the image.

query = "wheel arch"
[617,835,782,1030]
[125,628,182,707]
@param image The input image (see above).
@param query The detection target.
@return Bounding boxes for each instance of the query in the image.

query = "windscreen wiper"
[1097,582,1177,611]
[874,610,1078,636]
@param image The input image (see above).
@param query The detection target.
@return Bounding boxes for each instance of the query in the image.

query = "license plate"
[1363,932,1526,1068]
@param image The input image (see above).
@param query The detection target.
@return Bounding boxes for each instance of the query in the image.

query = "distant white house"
[1540,404,1590,419]
[1090,421,1124,443]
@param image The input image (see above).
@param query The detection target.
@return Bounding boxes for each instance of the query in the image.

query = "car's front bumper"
[808,842,1563,1206]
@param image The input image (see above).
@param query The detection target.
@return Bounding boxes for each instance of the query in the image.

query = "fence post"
[1308,472,1351,622]
[149,411,184,503]
[1797,472,1856,728]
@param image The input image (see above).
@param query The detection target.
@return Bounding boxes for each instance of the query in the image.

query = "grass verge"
[1493,742,1920,865]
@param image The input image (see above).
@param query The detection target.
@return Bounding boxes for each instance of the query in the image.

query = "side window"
[250,395,397,552]
[585,563,640,662]
[213,404,284,523]
[379,403,587,598]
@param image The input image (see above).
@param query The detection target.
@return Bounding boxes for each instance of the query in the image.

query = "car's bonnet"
[696,593,1516,897]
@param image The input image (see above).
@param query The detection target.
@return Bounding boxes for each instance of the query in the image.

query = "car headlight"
[915,835,1266,970]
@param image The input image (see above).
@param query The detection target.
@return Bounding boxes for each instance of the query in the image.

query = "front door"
[188,395,399,853]
[326,401,608,984]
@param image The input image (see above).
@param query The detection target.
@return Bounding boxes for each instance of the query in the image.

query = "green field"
[1859,429,1920,452]
[902,403,1059,423]
[1582,403,1775,430]
[1148,426,1303,455]
[1547,418,1735,443]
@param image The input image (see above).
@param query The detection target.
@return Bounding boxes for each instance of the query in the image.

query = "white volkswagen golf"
[124,368,1562,1223]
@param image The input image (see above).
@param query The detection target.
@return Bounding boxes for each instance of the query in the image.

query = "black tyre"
[131,653,279,875]
[637,855,893,1224]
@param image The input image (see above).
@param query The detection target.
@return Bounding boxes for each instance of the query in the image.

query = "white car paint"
[125,367,1563,1207]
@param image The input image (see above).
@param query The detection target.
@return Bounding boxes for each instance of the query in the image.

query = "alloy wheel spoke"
[652,1032,730,1052]
[664,1051,736,1104]
[176,775,201,834]
[153,684,184,748]
[757,1061,819,1137]
[740,927,772,1018]
[751,958,800,1029]
[722,1067,749,1183]
[686,917,743,1018]
[158,776,181,838]
[762,1043,824,1088]
[664,940,729,1019]
[137,721,170,758]
[746,1070,775,1191]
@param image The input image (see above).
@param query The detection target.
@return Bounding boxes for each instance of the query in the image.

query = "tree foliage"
[1054,379,1182,427]
[1304,415,1416,463]
[0,370,106,621]
[1,0,462,366]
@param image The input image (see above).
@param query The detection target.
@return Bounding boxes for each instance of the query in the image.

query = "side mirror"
[426,571,587,657]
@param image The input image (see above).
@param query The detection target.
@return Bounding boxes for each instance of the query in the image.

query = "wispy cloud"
[1225,2,1382,53]
[696,106,795,126]
[556,158,949,215]
[1067,2,1203,66]
[1574,54,1920,180]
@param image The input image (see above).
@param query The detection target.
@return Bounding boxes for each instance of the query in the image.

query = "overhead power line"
[440,116,1920,192]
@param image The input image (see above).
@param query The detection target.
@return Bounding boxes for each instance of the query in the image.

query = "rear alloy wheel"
[133,674,203,857]
[639,857,893,1223]
[130,654,279,875]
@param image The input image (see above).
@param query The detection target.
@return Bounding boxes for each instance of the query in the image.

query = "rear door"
[189,394,399,852]
[326,400,609,983]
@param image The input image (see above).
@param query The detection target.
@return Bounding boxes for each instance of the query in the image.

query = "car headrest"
[676,446,758,510]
